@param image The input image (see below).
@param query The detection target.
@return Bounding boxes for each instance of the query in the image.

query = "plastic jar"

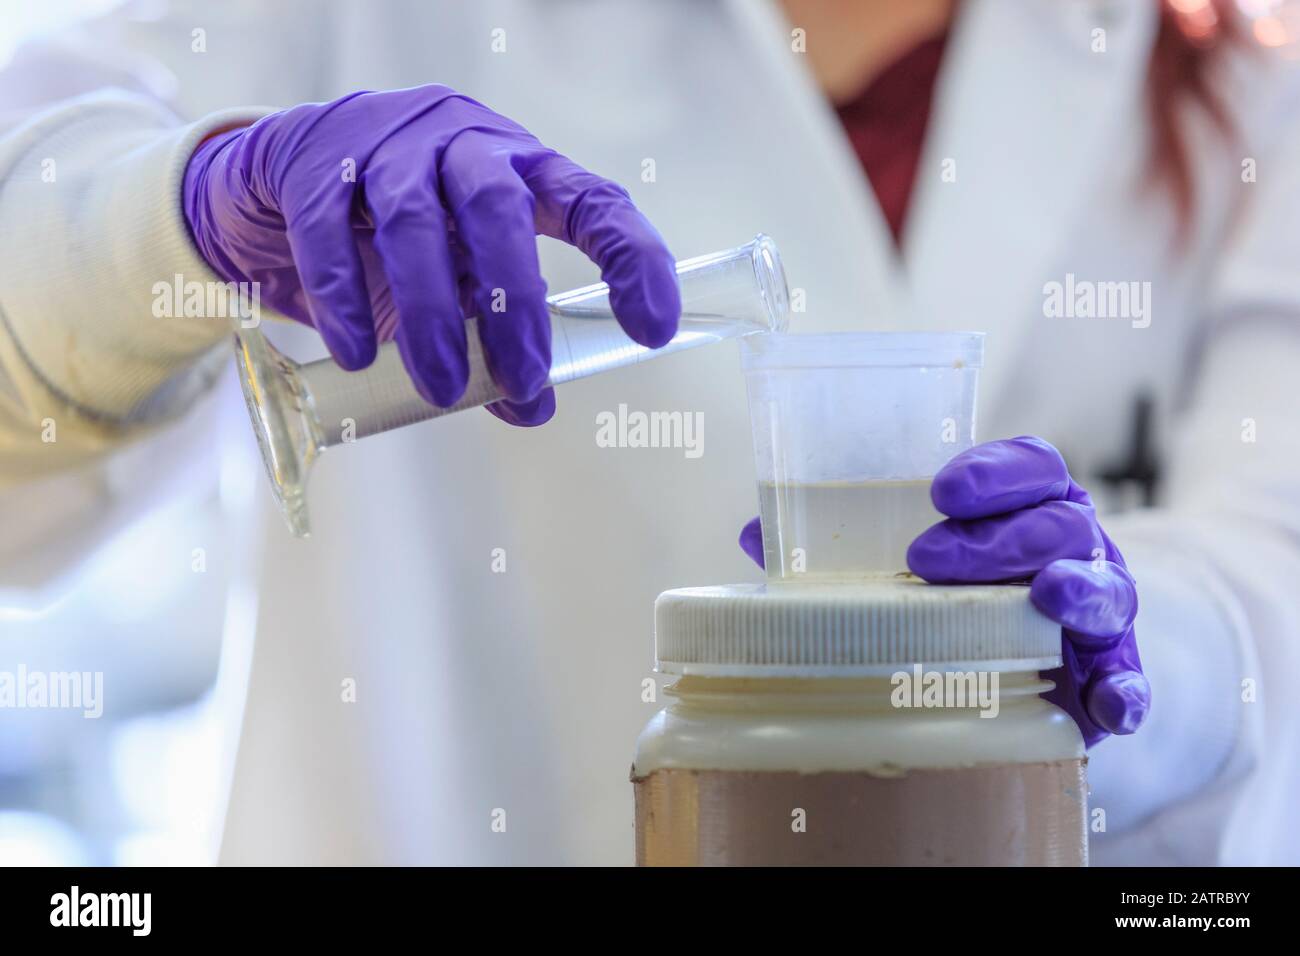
[632,579,1087,866]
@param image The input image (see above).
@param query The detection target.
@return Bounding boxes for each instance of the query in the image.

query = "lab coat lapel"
[726,0,914,331]
[903,0,1158,358]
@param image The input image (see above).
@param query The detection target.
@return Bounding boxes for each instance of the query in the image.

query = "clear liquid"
[546,305,766,385]
[757,479,940,578]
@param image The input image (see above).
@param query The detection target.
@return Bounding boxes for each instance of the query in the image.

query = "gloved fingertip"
[1030,559,1137,638]
[609,251,681,349]
[1086,670,1151,735]
[327,335,378,372]
[927,466,976,518]
[638,309,680,350]
[317,313,378,372]
[432,374,470,410]
[485,388,556,427]
[905,537,932,580]
[411,378,466,411]
[738,516,764,569]
[640,270,682,349]
[482,308,550,402]
[930,436,1072,518]
[497,365,551,404]
[905,524,956,583]
[1028,571,1071,626]
[478,337,546,402]
[396,344,468,410]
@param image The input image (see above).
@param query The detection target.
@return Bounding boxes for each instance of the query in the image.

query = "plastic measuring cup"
[741,331,985,579]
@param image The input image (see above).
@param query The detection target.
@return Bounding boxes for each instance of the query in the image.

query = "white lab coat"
[2,0,1298,865]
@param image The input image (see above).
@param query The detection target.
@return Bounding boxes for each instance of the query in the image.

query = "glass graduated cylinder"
[235,234,791,537]
[301,234,790,443]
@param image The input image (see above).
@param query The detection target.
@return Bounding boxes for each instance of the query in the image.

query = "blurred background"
[0,0,252,860]
[0,356,256,865]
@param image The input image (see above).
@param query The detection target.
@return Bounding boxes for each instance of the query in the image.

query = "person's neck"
[779,0,955,104]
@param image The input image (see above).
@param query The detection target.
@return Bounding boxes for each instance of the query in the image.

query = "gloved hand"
[183,84,680,425]
[905,437,1148,747]
[737,436,1150,747]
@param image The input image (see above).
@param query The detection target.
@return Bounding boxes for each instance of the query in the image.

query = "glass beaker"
[238,235,790,536]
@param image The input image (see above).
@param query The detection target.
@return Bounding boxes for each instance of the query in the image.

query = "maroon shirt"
[834,34,948,244]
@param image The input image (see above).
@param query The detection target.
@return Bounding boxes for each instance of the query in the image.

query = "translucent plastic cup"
[741,331,985,579]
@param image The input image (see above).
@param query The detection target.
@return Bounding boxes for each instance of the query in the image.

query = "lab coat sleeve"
[1088,113,1300,865]
[0,91,270,481]
[0,1,322,593]
[0,0,334,486]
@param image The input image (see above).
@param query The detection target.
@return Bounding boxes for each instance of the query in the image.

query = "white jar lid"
[655,578,1062,677]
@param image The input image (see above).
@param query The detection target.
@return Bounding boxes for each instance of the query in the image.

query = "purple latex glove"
[907,437,1149,747]
[183,85,680,425]
[736,436,1150,748]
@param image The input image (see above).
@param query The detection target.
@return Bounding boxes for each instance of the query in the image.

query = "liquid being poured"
[757,479,939,578]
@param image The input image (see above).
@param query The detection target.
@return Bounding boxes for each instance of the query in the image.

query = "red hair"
[1147,0,1243,229]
